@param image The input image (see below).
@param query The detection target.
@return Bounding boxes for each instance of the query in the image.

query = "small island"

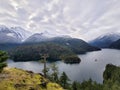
[64,55,81,64]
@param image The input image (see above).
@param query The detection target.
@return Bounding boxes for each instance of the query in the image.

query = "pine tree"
[0,51,8,72]
[51,63,59,83]
[72,81,78,90]
[41,54,49,78]
[59,72,70,89]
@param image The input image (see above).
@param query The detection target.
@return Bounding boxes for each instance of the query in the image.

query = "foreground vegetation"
[0,50,8,72]
[0,50,63,90]
[68,64,120,90]
[40,62,120,90]
[1,50,120,90]
[0,68,63,90]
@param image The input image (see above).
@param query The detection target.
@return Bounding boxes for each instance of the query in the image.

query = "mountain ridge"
[109,39,120,49]
[0,25,32,43]
[89,33,120,48]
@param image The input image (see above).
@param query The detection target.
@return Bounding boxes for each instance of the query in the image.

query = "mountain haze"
[89,33,120,48]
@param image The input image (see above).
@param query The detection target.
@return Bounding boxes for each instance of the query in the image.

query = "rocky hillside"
[0,67,63,90]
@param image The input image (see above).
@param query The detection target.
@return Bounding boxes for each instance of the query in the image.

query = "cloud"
[0,0,120,40]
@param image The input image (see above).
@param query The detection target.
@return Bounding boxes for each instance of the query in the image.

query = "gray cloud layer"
[0,0,120,40]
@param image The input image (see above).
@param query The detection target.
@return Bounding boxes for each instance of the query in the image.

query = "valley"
[1,0,120,89]
[0,25,120,90]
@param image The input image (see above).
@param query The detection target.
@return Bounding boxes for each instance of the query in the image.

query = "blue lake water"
[7,49,120,83]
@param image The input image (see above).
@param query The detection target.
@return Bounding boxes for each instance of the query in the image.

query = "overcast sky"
[0,0,120,41]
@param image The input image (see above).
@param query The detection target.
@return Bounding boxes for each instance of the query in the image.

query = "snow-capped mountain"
[89,33,120,48]
[0,25,32,44]
[38,30,68,38]
[0,25,71,44]
[11,27,32,41]
[25,31,73,43]
[25,33,49,43]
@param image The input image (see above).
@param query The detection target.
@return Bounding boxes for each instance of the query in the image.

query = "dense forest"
[5,37,101,63]
[9,43,80,63]
[0,37,101,63]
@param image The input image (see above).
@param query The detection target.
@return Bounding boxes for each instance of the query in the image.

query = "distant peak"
[57,35,72,38]
[0,25,9,29]
[102,32,120,36]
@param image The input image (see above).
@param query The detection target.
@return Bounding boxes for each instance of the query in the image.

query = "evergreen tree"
[41,54,49,78]
[72,81,78,90]
[0,51,8,72]
[51,63,59,83]
[59,72,70,89]
[42,67,49,78]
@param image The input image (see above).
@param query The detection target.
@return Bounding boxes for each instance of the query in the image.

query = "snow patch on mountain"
[89,32,120,48]
[97,32,120,41]
[6,33,15,37]
[10,27,32,41]
[25,33,49,43]
[0,25,32,43]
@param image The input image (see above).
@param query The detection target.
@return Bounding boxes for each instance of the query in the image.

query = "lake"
[7,49,120,83]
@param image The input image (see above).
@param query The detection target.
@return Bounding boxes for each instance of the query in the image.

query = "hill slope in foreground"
[0,68,63,90]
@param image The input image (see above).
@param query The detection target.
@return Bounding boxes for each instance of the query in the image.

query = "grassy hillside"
[0,67,63,90]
